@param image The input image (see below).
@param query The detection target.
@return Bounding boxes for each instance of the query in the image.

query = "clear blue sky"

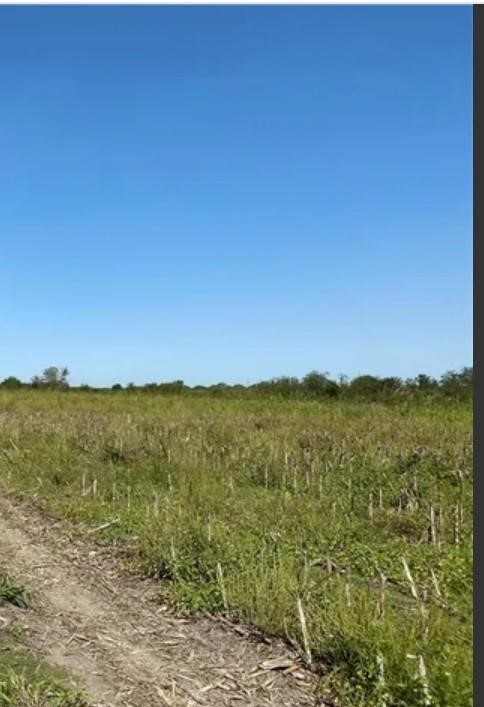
[0,6,472,387]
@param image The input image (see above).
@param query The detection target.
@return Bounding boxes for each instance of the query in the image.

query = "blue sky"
[0,6,472,386]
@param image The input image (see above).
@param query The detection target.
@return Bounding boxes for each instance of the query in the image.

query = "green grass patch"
[0,639,88,707]
[0,572,30,610]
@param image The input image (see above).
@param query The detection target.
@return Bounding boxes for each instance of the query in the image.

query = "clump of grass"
[0,571,30,609]
[0,669,88,707]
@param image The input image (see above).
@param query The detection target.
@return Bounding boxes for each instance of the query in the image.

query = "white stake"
[345,567,352,608]
[216,562,228,611]
[376,654,386,707]
[296,597,312,666]
[429,505,437,544]
[401,557,418,601]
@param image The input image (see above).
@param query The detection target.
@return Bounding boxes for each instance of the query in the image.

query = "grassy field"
[0,390,472,706]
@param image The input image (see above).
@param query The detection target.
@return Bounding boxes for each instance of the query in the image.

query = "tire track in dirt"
[0,494,325,707]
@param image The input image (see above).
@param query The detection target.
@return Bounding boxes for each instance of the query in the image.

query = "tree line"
[0,366,473,401]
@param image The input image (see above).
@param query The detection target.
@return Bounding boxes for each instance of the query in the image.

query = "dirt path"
[0,494,323,707]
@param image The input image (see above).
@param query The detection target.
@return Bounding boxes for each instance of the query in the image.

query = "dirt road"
[0,494,323,707]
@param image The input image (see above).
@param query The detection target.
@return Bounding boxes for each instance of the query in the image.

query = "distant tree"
[192,385,208,395]
[348,375,384,399]
[31,375,42,389]
[208,382,228,396]
[302,371,339,398]
[36,366,70,389]
[440,367,473,399]
[0,376,23,389]
[253,376,301,398]
[79,384,91,391]
[415,374,438,392]
[381,376,403,394]
[111,383,123,390]
[158,380,185,394]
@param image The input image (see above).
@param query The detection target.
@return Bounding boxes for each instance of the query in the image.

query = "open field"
[0,390,472,706]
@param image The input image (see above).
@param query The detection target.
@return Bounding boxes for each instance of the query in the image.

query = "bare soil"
[0,494,325,707]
